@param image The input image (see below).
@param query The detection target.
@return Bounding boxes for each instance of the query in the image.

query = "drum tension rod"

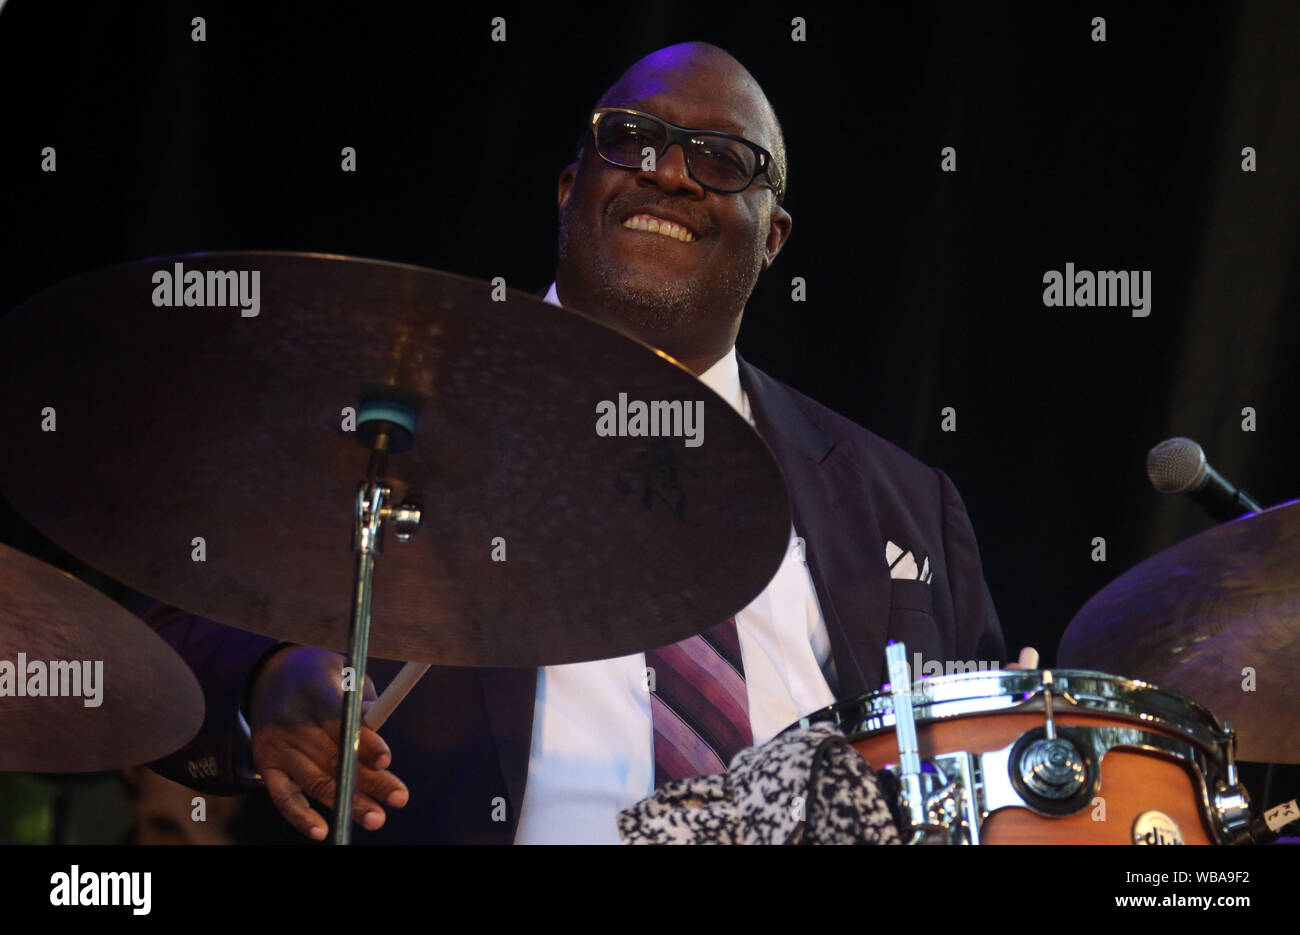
[1221,719,1239,788]
[1027,670,1079,735]
[1043,671,1056,739]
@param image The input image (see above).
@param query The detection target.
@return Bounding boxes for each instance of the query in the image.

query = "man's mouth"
[619,213,697,243]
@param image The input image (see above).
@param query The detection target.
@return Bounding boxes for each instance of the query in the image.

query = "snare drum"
[795,669,1254,844]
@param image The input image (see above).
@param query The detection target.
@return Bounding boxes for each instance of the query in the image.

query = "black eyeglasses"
[582,107,783,201]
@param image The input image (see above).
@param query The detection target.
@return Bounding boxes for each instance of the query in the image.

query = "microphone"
[1146,437,1263,522]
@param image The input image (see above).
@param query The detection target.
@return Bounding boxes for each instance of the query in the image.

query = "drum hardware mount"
[876,652,1256,845]
[885,643,936,844]
[883,725,1254,845]
[1007,670,1095,812]
[1210,720,1254,843]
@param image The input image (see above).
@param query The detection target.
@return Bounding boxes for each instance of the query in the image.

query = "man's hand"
[1004,646,1040,671]
[249,646,409,840]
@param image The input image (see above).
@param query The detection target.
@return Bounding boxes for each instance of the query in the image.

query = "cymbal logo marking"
[614,439,698,520]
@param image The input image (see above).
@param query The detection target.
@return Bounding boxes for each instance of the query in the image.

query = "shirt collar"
[544,282,749,422]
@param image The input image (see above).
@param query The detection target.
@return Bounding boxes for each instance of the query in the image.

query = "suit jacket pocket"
[889,578,934,615]
[887,579,942,665]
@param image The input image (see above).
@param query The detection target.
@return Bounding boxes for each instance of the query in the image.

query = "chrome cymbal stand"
[333,409,421,845]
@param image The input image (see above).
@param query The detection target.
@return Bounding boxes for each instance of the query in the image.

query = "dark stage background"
[1,0,1298,838]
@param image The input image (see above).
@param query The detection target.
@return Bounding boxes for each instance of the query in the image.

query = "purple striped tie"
[645,617,752,787]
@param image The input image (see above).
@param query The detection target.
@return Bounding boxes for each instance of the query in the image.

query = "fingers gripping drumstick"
[364,662,430,730]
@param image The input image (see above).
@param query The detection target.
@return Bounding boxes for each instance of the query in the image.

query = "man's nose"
[638,142,704,195]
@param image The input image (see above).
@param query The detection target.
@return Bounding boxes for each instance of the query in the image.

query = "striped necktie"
[644,617,752,788]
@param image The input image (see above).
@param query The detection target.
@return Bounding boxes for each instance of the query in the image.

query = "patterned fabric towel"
[618,723,903,844]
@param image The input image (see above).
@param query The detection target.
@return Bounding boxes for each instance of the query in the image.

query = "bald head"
[593,42,787,202]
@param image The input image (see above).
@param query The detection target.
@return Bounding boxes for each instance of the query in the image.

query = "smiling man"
[151,41,1017,845]
[554,43,790,376]
[506,42,1011,843]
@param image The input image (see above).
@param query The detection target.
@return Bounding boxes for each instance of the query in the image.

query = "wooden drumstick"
[364,662,430,729]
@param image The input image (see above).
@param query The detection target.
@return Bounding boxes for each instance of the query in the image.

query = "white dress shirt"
[512,283,837,844]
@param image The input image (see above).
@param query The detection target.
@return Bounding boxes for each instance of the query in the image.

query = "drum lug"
[1220,720,1239,788]
[891,753,986,845]
[1211,782,1254,843]
[1017,735,1088,799]
[1006,727,1100,816]
[1211,721,1254,843]
[895,771,939,844]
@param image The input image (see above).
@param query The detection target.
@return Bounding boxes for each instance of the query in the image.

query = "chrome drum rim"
[796,669,1228,758]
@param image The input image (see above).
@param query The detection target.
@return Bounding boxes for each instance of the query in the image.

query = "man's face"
[555,56,791,366]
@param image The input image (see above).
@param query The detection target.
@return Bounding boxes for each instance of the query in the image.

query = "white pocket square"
[886,540,932,583]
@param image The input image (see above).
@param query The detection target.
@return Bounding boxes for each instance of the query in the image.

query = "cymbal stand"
[332,417,421,845]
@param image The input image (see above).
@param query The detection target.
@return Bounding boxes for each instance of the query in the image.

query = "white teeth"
[621,214,696,242]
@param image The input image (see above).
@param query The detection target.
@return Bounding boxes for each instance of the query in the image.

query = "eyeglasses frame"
[580,107,784,201]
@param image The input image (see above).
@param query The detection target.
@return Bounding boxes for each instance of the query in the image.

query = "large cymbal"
[1059,501,1300,762]
[0,543,204,771]
[0,252,791,666]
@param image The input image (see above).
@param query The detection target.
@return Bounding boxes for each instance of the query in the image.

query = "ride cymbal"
[0,252,791,666]
[1059,501,1300,762]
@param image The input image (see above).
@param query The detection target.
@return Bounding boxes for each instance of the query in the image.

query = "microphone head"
[1147,437,1208,494]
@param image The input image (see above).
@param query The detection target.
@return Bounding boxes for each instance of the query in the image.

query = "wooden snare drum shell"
[853,711,1216,844]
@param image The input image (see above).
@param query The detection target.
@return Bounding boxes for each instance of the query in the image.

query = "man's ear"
[558,161,579,212]
[761,204,793,271]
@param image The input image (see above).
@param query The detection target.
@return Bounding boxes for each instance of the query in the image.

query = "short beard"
[557,204,762,344]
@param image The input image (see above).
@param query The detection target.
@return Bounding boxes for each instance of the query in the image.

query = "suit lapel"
[737,352,876,699]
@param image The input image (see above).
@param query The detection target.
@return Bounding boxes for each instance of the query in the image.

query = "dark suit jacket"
[150,352,1005,843]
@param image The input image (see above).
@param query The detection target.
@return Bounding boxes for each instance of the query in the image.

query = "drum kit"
[793,502,1300,845]
[1,252,1297,845]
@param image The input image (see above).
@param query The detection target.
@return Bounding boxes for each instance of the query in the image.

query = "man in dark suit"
[151,41,1016,843]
